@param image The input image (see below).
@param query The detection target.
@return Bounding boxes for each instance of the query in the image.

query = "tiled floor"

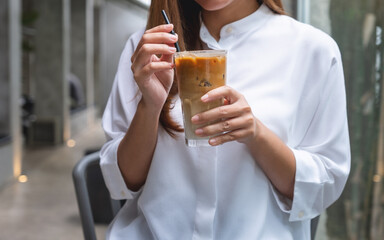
[0,121,108,240]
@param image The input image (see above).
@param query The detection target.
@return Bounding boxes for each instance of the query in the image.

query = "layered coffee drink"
[174,50,227,147]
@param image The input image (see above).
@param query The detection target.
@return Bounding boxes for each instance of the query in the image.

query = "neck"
[201,0,259,41]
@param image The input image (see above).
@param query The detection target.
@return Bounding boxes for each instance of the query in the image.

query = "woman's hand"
[131,24,178,114]
[191,86,258,146]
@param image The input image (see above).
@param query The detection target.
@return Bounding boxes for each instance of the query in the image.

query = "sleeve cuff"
[100,138,143,200]
[270,183,292,213]
[270,148,324,221]
[288,148,323,222]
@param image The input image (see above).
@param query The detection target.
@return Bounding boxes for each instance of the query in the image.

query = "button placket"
[192,147,218,240]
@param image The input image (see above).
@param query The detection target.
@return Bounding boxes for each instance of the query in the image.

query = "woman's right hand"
[131,24,178,115]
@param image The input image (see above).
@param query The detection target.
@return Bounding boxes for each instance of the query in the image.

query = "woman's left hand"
[191,86,258,146]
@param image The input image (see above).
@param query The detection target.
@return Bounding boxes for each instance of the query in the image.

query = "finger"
[160,52,174,63]
[145,24,174,34]
[191,103,252,125]
[132,32,178,63]
[195,117,249,137]
[133,61,174,82]
[134,24,175,55]
[201,86,242,104]
[161,39,179,63]
[132,44,176,71]
[208,129,249,146]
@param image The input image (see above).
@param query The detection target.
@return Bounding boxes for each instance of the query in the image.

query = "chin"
[194,0,233,11]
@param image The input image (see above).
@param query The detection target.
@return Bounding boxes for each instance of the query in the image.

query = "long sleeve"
[99,30,144,200]
[273,40,351,221]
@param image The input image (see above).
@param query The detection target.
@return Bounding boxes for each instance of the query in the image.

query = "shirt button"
[121,190,126,197]
[225,27,233,34]
[298,211,305,218]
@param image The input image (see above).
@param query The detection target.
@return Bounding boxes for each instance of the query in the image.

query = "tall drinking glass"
[174,50,227,147]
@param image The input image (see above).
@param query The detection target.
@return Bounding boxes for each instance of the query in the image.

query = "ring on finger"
[223,121,230,130]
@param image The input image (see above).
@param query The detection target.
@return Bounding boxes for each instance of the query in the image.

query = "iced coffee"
[174,50,227,147]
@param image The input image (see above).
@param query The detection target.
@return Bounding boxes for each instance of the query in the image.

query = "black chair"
[72,151,123,240]
[73,151,321,240]
[311,215,320,240]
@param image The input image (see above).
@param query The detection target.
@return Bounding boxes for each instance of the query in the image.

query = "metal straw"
[161,10,181,52]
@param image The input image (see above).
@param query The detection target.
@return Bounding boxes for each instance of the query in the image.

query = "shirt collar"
[200,3,273,48]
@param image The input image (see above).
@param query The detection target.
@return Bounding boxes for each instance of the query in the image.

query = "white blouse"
[100,4,350,240]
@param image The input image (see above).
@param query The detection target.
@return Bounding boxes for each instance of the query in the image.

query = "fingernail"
[201,94,208,101]
[170,35,177,41]
[195,129,204,135]
[169,47,176,52]
[191,115,199,122]
[209,138,217,145]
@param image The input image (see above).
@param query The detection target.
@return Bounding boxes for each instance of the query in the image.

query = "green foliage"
[326,0,384,239]
[22,10,39,27]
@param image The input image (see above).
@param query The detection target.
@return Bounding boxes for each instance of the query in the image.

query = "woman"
[100,0,350,239]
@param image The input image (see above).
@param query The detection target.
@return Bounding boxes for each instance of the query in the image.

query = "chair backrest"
[311,215,320,240]
[72,151,122,240]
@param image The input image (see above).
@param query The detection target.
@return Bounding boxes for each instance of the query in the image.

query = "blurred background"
[0,0,383,239]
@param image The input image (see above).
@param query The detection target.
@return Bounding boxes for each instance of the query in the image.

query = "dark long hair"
[146,0,285,137]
